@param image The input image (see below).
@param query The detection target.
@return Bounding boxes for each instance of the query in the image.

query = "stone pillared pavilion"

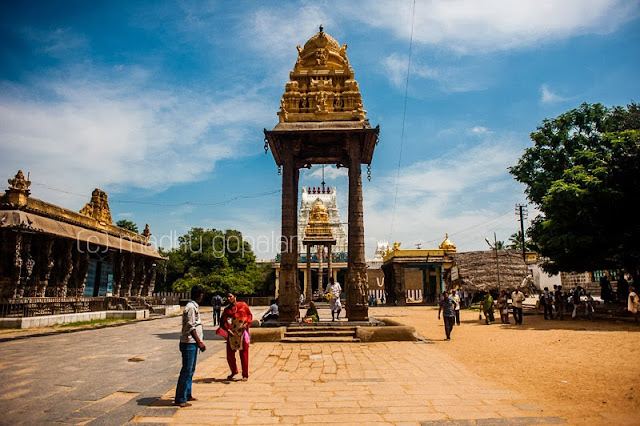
[0,171,163,317]
[265,26,379,321]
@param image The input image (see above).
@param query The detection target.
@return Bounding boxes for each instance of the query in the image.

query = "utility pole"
[485,233,501,292]
[515,204,528,263]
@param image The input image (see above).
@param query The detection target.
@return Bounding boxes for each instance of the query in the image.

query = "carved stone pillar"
[121,254,135,297]
[278,150,299,322]
[0,232,22,298]
[346,140,369,321]
[393,263,406,306]
[317,245,324,298]
[145,260,157,296]
[58,241,75,297]
[72,250,89,297]
[112,252,123,296]
[327,243,333,290]
[17,234,35,298]
[133,257,146,297]
[36,237,54,297]
[304,244,312,303]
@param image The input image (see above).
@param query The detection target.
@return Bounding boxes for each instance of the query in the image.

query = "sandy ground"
[370,305,640,425]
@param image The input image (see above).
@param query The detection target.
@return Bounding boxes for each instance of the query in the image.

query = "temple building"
[381,234,457,304]
[274,185,348,300]
[0,171,164,317]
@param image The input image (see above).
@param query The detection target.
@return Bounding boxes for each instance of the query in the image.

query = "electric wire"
[388,0,416,242]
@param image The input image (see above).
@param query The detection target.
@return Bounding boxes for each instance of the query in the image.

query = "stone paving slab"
[144,342,564,425]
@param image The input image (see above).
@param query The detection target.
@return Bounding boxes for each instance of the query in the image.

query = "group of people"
[538,285,596,320]
[174,286,253,408]
[480,289,525,325]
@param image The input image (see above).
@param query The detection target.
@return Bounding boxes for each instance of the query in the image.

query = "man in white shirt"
[511,289,525,325]
[325,277,342,321]
[451,289,461,326]
[175,285,206,407]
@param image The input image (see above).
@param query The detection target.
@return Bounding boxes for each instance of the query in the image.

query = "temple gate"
[264,26,379,322]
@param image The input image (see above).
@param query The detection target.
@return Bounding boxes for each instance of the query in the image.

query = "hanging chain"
[367,164,372,182]
[263,135,269,154]
[277,165,282,176]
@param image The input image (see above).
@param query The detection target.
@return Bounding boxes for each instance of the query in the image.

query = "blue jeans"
[175,342,198,403]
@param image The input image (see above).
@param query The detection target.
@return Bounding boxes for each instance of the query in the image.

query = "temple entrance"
[265,26,379,322]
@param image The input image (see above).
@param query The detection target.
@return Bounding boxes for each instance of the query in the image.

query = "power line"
[388,0,416,242]
[33,182,281,208]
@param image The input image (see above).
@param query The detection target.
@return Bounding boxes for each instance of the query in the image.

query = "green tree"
[507,230,536,252]
[510,102,640,274]
[116,219,139,233]
[162,227,272,296]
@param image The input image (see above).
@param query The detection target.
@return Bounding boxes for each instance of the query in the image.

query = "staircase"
[282,324,360,343]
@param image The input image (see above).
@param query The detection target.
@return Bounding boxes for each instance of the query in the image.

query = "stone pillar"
[72,250,89,297]
[36,237,54,297]
[132,257,146,297]
[144,259,157,296]
[17,234,35,298]
[112,252,123,296]
[278,151,299,322]
[0,232,22,298]
[393,263,406,306]
[327,244,333,289]
[58,241,75,297]
[317,245,324,297]
[122,254,135,297]
[304,244,312,303]
[346,140,369,321]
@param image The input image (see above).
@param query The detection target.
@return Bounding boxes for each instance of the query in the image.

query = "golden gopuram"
[265,26,379,322]
[301,199,337,303]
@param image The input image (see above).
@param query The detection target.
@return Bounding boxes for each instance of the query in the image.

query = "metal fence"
[0,297,111,318]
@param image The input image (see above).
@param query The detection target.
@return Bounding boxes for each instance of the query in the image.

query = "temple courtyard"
[1,307,638,425]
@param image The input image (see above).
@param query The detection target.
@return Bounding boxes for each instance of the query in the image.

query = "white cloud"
[247,4,334,60]
[362,135,527,255]
[381,53,487,92]
[540,84,570,104]
[0,68,272,209]
[469,126,491,135]
[342,0,638,53]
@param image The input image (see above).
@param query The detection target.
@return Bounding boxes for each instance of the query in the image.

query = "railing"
[149,292,187,306]
[0,297,111,318]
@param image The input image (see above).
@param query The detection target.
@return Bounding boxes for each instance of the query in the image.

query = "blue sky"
[1,0,639,259]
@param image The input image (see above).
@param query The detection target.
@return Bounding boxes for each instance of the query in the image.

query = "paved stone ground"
[139,341,565,425]
[0,309,230,425]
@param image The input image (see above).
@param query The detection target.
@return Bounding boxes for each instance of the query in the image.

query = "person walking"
[511,288,525,324]
[438,290,456,340]
[221,292,253,381]
[482,292,495,325]
[211,293,223,327]
[174,285,206,408]
[628,286,640,324]
[451,289,461,326]
[541,287,553,320]
[325,277,342,321]
[571,286,583,319]
[498,290,510,324]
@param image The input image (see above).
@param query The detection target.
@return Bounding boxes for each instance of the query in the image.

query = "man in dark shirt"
[438,291,456,340]
[211,293,223,326]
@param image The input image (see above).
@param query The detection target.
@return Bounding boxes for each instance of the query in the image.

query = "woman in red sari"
[220,292,253,381]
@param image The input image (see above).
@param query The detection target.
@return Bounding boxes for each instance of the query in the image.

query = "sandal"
[226,373,236,380]
[241,377,248,382]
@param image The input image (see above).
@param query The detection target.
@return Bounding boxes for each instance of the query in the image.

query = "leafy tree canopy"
[157,227,273,296]
[510,103,640,274]
[116,219,139,233]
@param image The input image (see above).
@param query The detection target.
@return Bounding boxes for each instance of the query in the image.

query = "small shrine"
[301,199,337,303]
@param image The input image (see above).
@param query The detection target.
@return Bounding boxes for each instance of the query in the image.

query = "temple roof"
[277,26,367,123]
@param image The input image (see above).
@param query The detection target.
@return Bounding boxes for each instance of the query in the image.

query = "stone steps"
[283,324,359,343]
[281,336,361,343]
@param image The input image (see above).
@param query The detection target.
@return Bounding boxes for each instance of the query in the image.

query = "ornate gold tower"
[265,26,379,322]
